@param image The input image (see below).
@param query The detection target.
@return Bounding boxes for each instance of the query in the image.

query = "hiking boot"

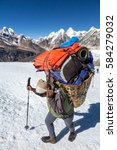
[68,132,76,142]
[41,135,56,144]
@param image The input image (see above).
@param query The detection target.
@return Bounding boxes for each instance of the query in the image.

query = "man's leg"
[41,112,57,144]
[63,114,74,132]
[45,112,57,137]
[63,114,76,142]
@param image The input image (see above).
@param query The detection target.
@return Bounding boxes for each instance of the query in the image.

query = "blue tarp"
[50,62,94,85]
[60,36,79,48]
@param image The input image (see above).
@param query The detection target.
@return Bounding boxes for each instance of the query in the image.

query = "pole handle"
[27,77,31,86]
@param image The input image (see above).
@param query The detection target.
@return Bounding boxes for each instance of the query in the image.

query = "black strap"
[46,70,50,89]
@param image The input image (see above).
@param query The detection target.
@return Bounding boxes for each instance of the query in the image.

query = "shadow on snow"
[56,102,100,142]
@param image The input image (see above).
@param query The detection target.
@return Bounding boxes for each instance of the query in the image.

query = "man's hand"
[27,85,33,91]
[47,89,54,98]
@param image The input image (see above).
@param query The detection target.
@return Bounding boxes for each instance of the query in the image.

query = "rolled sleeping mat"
[76,47,89,62]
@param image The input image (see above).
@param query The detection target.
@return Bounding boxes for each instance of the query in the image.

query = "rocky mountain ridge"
[37,26,100,50]
[0,27,44,61]
[0,26,100,62]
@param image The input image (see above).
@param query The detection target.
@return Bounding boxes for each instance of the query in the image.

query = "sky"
[0,0,100,39]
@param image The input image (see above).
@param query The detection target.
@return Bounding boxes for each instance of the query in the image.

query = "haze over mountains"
[0,26,100,62]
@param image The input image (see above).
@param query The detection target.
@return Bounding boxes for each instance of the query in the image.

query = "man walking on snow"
[27,77,76,144]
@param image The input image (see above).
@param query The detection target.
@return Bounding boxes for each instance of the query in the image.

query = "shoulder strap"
[46,70,58,91]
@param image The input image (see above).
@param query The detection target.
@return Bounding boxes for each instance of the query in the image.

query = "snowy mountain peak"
[47,29,65,39]
[48,31,56,38]
[66,27,75,37]
[51,28,66,43]
[2,26,10,34]
[0,26,16,37]
[37,26,100,50]
[67,27,74,31]
[66,27,75,35]
[8,28,15,36]
[88,26,97,32]
[57,28,65,34]
[0,26,44,57]
[3,26,8,30]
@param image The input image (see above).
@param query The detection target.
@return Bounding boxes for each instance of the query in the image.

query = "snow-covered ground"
[91,50,100,61]
[0,63,100,150]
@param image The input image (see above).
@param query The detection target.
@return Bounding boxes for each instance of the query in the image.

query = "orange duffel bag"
[33,42,83,71]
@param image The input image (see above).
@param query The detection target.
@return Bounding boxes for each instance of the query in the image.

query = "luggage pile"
[34,37,94,108]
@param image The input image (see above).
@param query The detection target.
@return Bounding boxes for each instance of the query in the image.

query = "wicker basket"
[56,73,94,108]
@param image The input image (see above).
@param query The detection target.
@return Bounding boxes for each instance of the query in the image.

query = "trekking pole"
[24,77,31,130]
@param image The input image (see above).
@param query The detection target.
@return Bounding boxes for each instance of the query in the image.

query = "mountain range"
[37,27,100,50]
[0,27,44,61]
[0,26,100,62]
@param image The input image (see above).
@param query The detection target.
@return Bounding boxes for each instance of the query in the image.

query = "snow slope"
[0,63,100,150]
[92,50,100,61]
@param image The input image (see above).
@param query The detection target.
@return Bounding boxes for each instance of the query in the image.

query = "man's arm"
[27,86,47,97]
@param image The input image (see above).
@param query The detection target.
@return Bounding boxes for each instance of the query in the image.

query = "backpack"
[34,38,94,108]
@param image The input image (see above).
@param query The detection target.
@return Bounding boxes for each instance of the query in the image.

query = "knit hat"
[36,79,47,94]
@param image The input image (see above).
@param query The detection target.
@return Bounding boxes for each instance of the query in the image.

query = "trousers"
[45,112,74,137]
